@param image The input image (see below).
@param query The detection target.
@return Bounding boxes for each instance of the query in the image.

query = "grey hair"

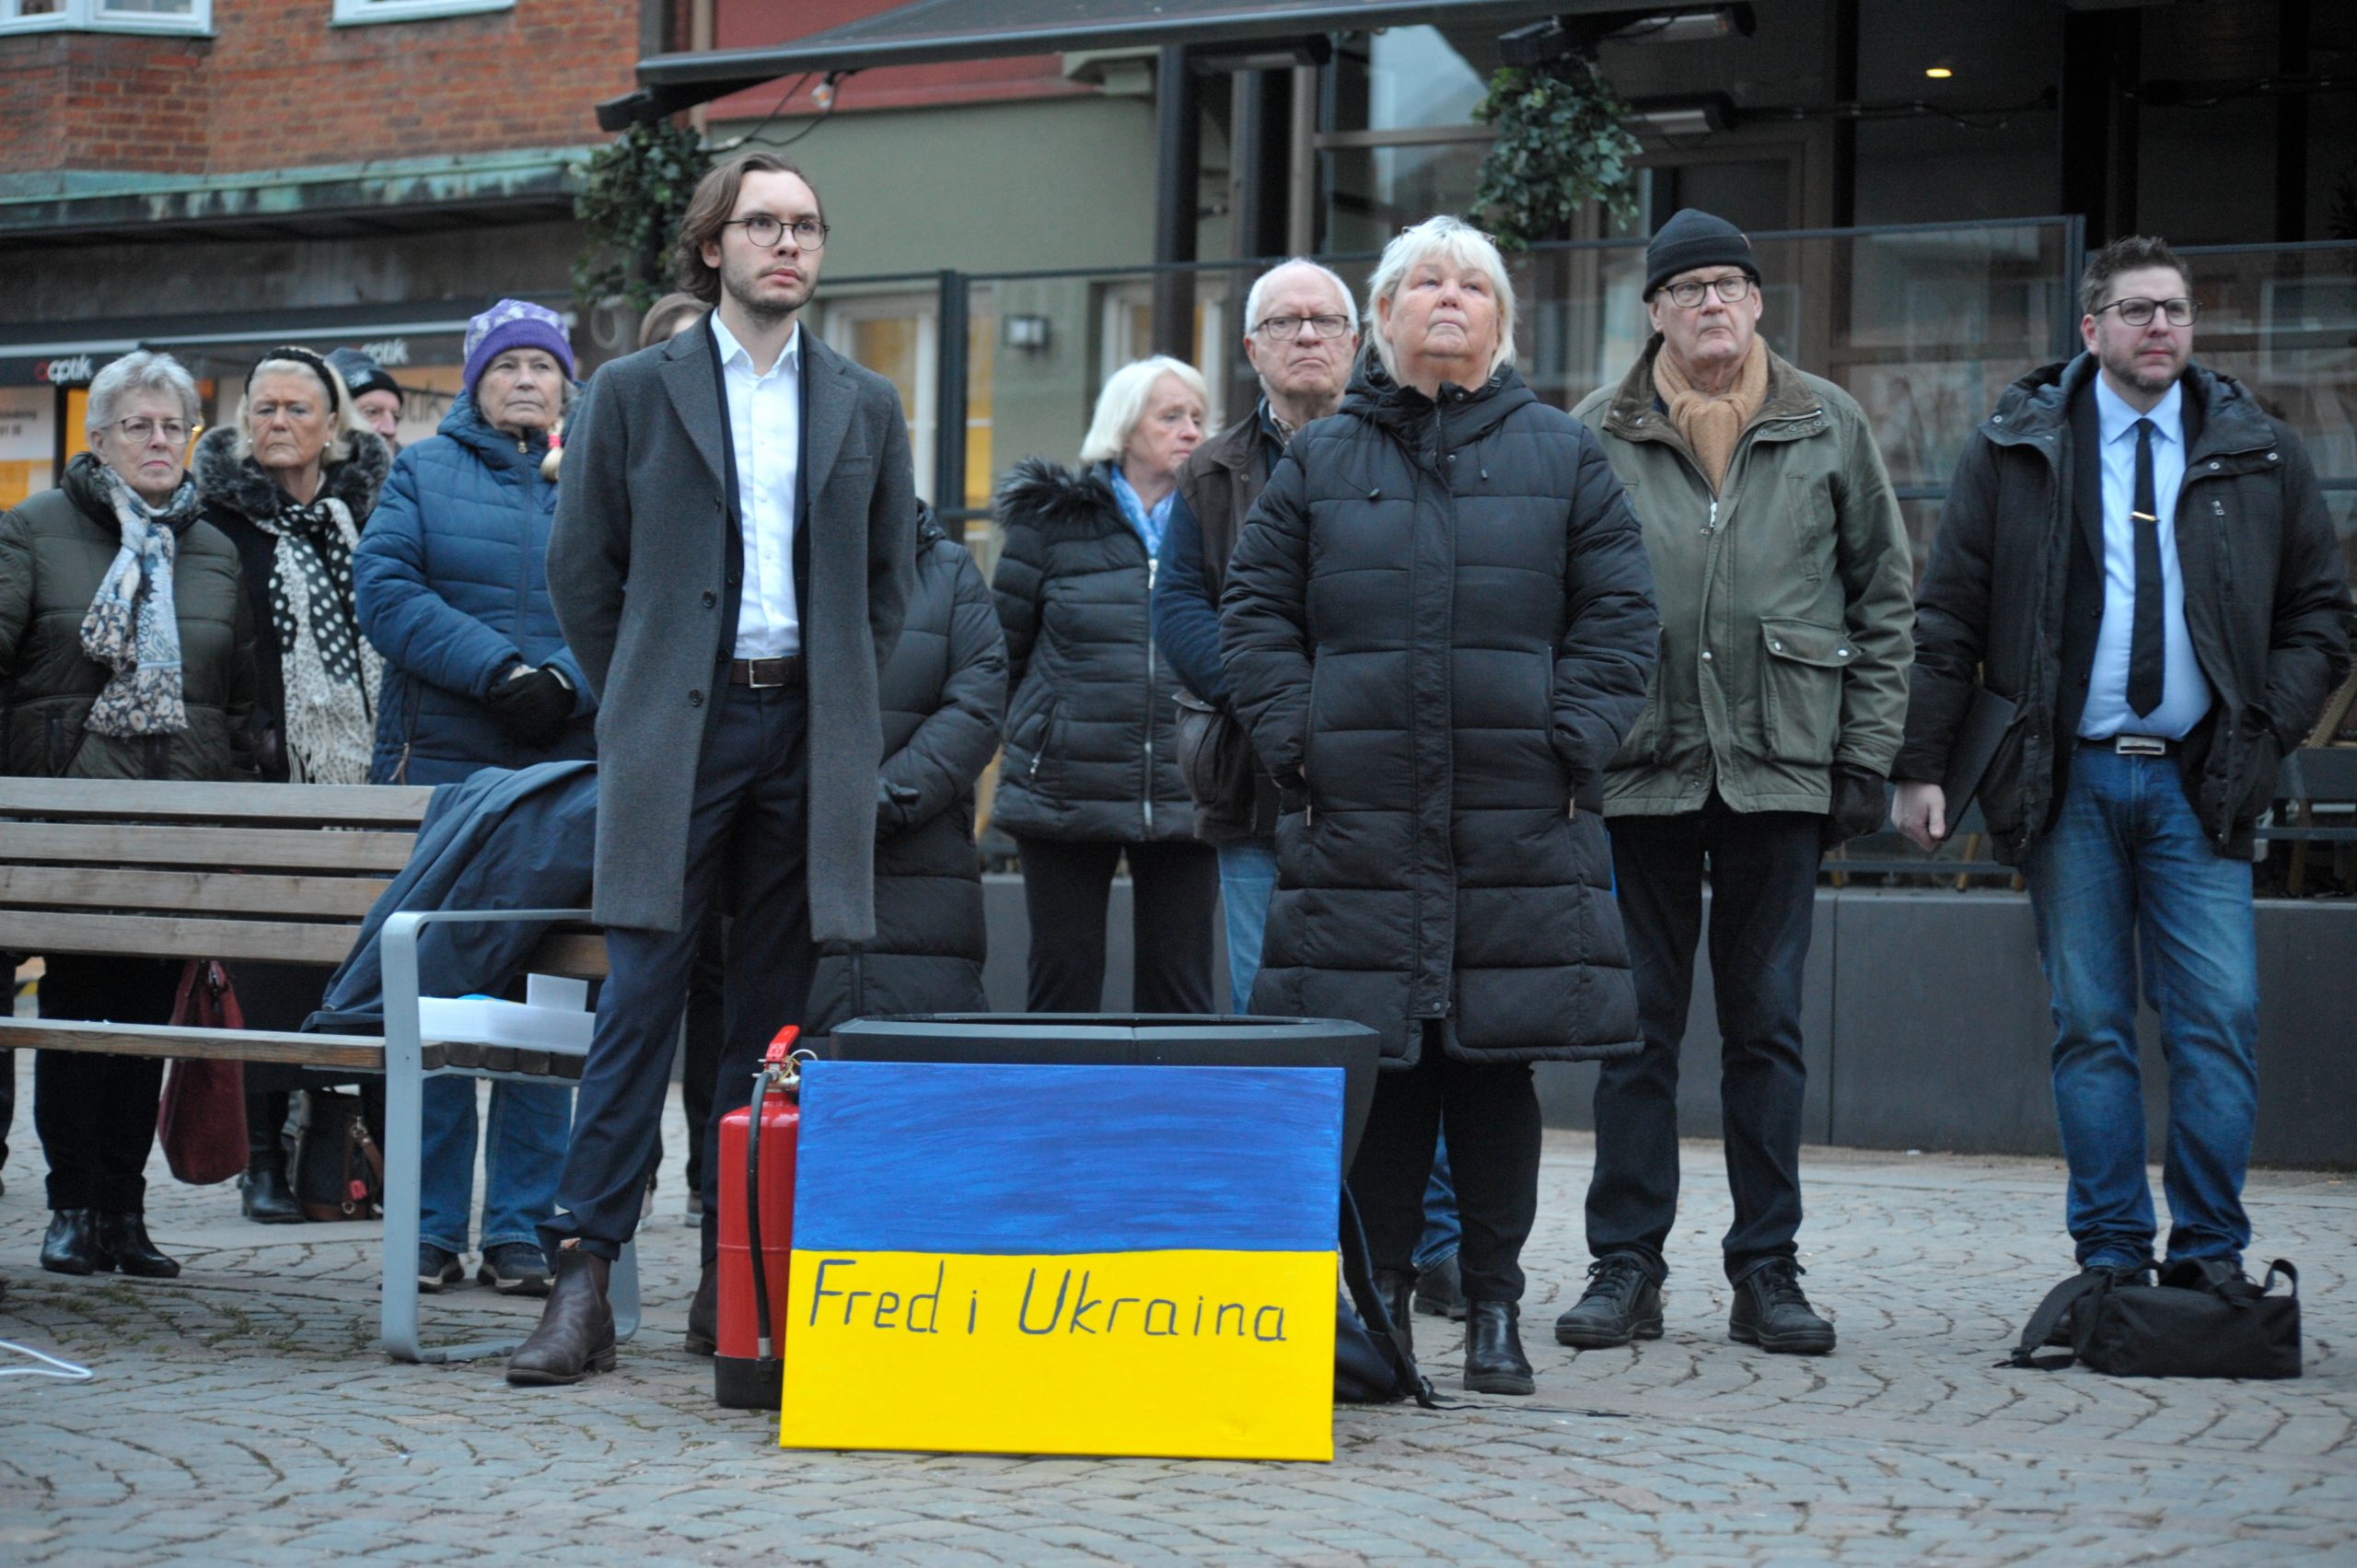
[85,351,203,435]
[1242,258,1357,338]
[237,353,364,465]
[1363,215,1517,379]
[1078,355,1212,466]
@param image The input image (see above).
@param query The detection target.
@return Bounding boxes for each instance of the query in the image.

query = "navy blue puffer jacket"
[354,396,595,784]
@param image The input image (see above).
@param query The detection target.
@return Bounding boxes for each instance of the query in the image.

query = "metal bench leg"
[381,913,427,1364]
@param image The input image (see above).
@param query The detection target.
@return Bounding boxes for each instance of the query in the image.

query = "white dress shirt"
[2080,375,2211,740]
[711,312,802,658]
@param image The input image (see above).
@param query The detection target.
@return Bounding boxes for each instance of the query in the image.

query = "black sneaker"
[418,1244,464,1294]
[479,1241,553,1297]
[1729,1260,1836,1354]
[1554,1253,1664,1348]
[1413,1252,1468,1320]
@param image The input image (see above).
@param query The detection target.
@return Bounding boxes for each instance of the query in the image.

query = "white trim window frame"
[817,291,941,505]
[1100,281,1230,433]
[0,0,211,34]
[330,0,512,26]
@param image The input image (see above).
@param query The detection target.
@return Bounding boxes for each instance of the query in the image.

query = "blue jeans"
[1216,837,1278,1016]
[1413,1133,1459,1272]
[2022,745,2259,1272]
[418,1076,575,1255]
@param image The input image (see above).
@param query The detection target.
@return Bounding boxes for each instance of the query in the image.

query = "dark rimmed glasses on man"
[726,215,830,250]
[1659,275,1756,309]
[1253,314,1353,341]
[2093,296,2199,327]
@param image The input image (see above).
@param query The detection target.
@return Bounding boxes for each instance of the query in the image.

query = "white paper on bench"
[416,974,593,1055]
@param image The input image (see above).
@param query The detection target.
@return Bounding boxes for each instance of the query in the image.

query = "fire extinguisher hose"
[746,1068,776,1365]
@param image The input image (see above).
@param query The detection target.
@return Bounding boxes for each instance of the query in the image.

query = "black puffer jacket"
[990,458,1195,842]
[1221,360,1659,1066]
[1897,354,2352,862]
[193,424,390,782]
[0,455,257,782]
[809,510,1007,1033]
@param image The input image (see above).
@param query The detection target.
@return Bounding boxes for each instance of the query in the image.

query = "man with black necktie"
[1892,236,2350,1291]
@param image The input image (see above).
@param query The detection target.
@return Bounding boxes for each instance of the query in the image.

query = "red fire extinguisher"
[714,1026,804,1411]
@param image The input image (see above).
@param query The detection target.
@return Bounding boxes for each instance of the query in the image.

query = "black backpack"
[1335,1186,1439,1406]
[2009,1259,2300,1379]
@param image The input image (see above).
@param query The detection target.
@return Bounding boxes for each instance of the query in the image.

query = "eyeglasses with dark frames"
[1253,314,1353,341]
[1659,275,1756,308]
[2093,296,2198,328]
[725,215,830,250]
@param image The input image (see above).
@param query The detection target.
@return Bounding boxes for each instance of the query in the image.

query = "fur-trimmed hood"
[192,424,391,527]
[994,455,1125,542]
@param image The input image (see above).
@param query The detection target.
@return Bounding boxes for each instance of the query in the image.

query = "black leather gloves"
[1822,763,1889,849]
[486,666,573,748]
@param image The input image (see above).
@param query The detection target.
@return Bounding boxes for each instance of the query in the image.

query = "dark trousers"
[1350,1031,1541,1303]
[35,955,179,1212]
[679,909,726,1196]
[546,683,813,1266]
[1013,836,1218,1014]
[1592,799,1820,1283]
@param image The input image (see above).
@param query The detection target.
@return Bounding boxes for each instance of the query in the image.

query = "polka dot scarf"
[252,494,382,784]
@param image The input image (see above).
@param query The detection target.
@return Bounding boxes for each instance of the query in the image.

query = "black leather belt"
[2083,733,2179,757]
[727,656,804,689]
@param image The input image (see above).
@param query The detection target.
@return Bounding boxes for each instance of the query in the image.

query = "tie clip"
[2131,511,2157,523]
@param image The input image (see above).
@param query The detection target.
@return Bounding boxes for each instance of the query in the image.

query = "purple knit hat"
[462,298,575,391]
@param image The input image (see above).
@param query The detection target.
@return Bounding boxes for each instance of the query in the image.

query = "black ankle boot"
[41,1209,110,1275]
[685,1265,718,1357]
[97,1212,180,1279]
[1463,1300,1535,1395]
[239,1154,306,1225]
[1373,1267,1416,1358]
[506,1247,616,1387]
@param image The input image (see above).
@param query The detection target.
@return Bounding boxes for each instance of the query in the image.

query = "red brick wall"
[0,1,642,178]
[706,0,1092,122]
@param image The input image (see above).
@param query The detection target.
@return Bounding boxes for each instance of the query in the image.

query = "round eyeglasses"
[105,417,195,447]
[1253,314,1353,342]
[2094,296,2199,328]
[726,215,830,250]
[1659,275,1756,309]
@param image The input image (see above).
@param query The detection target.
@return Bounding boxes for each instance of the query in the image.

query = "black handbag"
[2009,1259,2301,1378]
[290,1089,386,1222]
[1171,689,1257,827]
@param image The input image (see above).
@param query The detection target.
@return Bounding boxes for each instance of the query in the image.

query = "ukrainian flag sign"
[779,1060,1343,1460]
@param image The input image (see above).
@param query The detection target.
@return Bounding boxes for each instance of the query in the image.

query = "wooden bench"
[0,777,639,1363]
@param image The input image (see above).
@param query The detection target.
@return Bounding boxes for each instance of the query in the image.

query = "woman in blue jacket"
[354,298,593,1300]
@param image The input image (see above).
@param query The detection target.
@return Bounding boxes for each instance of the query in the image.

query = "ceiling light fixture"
[1925,65,1955,80]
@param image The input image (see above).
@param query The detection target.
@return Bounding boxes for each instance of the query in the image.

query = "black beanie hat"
[327,346,401,403]
[1644,208,1759,298]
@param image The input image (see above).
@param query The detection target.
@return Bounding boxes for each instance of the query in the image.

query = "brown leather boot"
[505,1246,615,1387]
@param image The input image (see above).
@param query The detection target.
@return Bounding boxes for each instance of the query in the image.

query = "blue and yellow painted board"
[779,1060,1342,1461]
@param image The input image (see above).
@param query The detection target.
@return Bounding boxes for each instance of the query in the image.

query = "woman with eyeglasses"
[992,355,1221,1015]
[193,344,394,1226]
[0,351,260,1278]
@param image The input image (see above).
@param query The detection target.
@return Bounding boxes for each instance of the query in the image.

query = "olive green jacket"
[1573,339,1913,816]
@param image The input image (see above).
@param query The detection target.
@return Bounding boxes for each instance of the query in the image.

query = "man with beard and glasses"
[511,151,915,1385]
[1894,235,2350,1298]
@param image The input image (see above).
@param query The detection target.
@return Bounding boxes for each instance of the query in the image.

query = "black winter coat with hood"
[0,454,257,783]
[1897,354,2351,862]
[1220,359,1659,1066]
[990,458,1196,842]
[808,508,1007,1033]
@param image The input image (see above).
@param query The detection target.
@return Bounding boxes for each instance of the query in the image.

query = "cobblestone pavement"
[0,1051,2350,1566]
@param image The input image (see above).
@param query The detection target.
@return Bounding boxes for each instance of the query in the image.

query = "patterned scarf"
[253,489,381,784]
[80,464,203,738]
[1652,332,1769,494]
[1108,463,1178,559]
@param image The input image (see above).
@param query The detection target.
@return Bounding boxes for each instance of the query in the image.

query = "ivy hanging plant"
[573,120,713,315]
[1469,54,1643,251]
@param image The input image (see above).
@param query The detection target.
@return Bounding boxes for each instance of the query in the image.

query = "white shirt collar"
[2094,371,2181,448]
[708,312,801,381]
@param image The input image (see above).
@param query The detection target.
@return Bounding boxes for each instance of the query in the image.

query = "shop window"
[1097,282,1231,432]
[0,0,207,32]
[331,0,510,24]
[819,293,942,506]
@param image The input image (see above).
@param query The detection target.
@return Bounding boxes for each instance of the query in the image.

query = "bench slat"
[3,823,416,873]
[0,778,434,825]
[523,933,610,979]
[0,911,359,966]
[0,1017,387,1069]
[0,865,389,920]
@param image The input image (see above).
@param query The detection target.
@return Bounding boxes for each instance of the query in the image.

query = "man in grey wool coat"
[509,150,915,1385]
